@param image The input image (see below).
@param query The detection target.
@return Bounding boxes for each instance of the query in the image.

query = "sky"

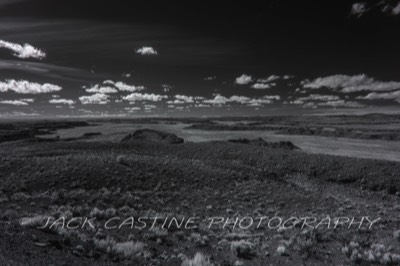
[0,0,400,117]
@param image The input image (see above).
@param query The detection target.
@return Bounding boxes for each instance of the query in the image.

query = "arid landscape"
[1,115,400,265]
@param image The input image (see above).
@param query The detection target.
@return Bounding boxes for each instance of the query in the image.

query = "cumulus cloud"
[235,74,253,85]
[263,95,281,100]
[85,81,145,93]
[122,93,167,102]
[303,74,400,93]
[203,95,229,105]
[0,40,46,59]
[229,95,251,103]
[136,46,158,55]
[195,104,210,108]
[257,75,280,83]
[351,1,400,17]
[114,81,145,92]
[125,107,141,112]
[357,90,400,101]
[351,2,368,17]
[79,93,109,105]
[204,76,216,81]
[289,100,305,105]
[0,79,62,94]
[144,104,157,110]
[49,99,75,105]
[317,100,365,108]
[297,94,340,101]
[303,102,317,109]
[251,83,272,89]
[393,2,400,15]
[85,85,118,94]
[161,84,172,92]
[247,98,273,106]
[203,94,279,105]
[0,100,29,106]
[175,95,194,103]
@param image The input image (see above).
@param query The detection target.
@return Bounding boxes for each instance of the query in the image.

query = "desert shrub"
[188,233,209,247]
[291,229,322,259]
[116,155,129,166]
[342,241,400,265]
[230,240,257,259]
[94,236,145,259]
[181,252,214,266]
[394,230,400,243]
[90,207,116,219]
[10,192,31,201]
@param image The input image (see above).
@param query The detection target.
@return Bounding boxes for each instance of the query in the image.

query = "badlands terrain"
[0,115,400,265]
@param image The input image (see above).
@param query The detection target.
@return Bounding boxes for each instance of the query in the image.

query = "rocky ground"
[0,121,400,265]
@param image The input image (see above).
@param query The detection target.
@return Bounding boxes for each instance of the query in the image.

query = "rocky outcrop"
[121,129,184,144]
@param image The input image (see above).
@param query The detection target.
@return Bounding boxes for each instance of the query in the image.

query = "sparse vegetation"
[1,118,400,265]
[181,252,214,266]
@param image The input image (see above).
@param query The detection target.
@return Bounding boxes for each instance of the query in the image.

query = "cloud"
[85,81,145,93]
[203,95,229,105]
[289,100,305,105]
[297,94,340,101]
[125,107,141,112]
[351,2,368,17]
[0,40,46,59]
[162,84,172,92]
[229,95,251,103]
[136,46,158,55]
[251,83,272,89]
[235,74,253,85]
[122,93,167,102]
[356,90,400,101]
[257,75,280,83]
[303,74,400,93]
[203,94,279,105]
[79,93,109,105]
[393,2,400,15]
[263,95,281,100]
[174,95,194,103]
[0,100,29,106]
[204,76,216,81]
[49,99,75,105]
[303,102,317,109]
[0,79,62,94]
[144,104,157,110]
[351,1,400,17]
[317,100,365,108]
[85,85,118,94]
[195,104,210,108]
[114,81,145,92]
[247,98,273,106]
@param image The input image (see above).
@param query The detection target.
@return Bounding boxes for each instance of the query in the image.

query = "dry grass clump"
[10,192,31,201]
[89,207,117,219]
[94,236,145,259]
[290,229,324,259]
[342,241,400,265]
[181,252,214,266]
[230,240,256,259]
[188,233,209,247]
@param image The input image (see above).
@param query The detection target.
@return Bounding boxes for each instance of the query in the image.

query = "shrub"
[181,252,214,266]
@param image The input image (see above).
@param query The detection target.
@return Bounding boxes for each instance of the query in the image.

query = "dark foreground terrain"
[0,119,400,265]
